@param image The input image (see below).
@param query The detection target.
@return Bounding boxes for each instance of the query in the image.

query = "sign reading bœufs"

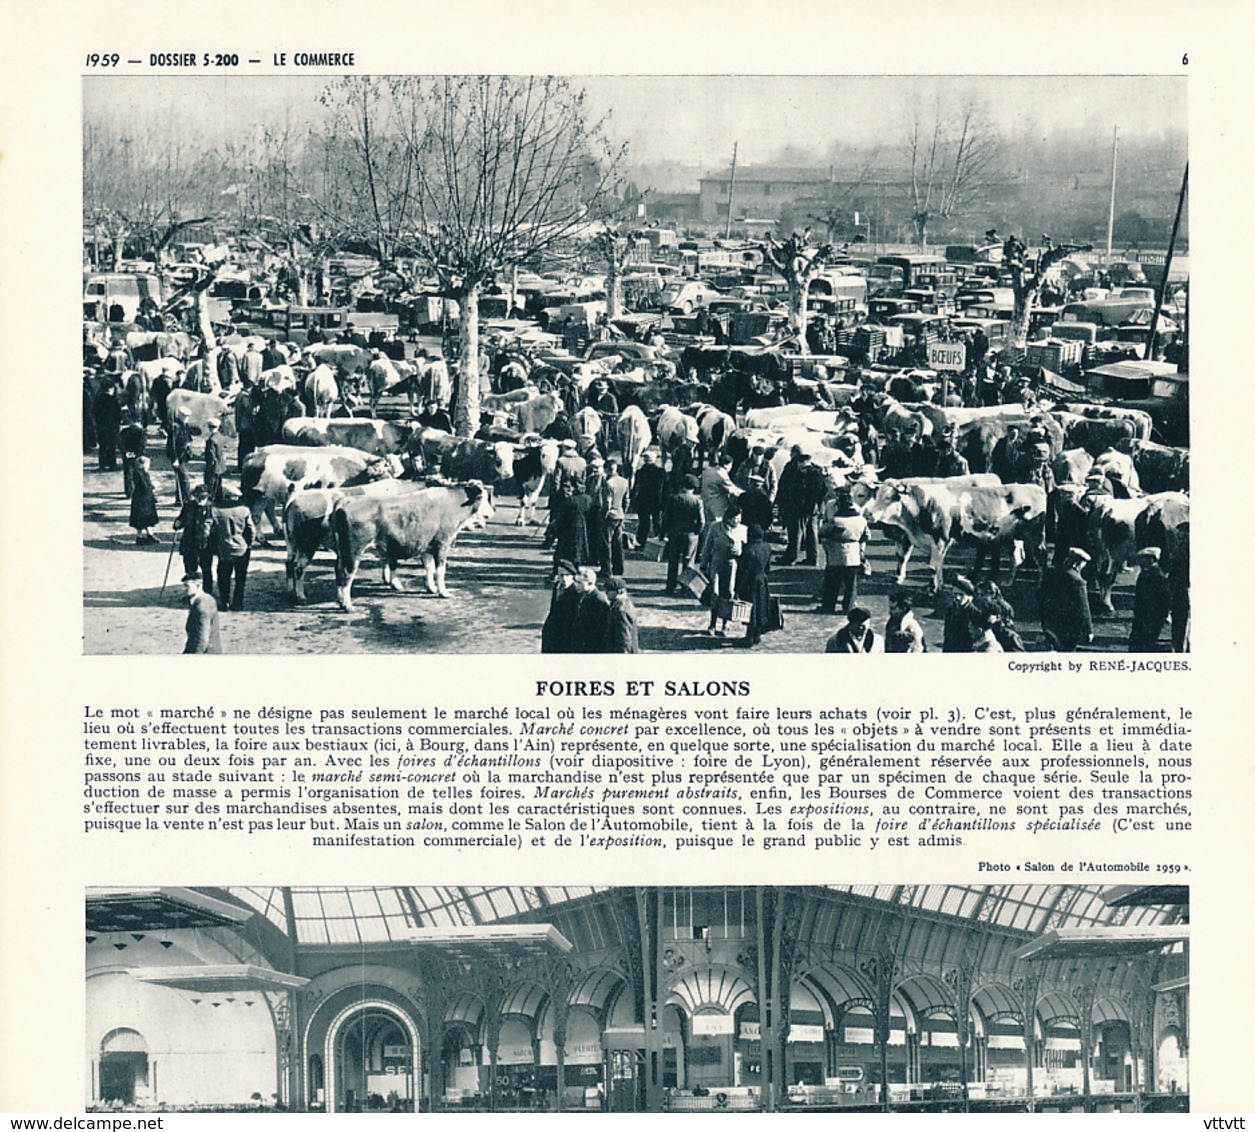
[927,341,967,372]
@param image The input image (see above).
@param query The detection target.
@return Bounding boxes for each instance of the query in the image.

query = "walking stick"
[160,531,178,600]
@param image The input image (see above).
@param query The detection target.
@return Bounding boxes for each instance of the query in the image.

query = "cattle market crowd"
[83,234,1189,655]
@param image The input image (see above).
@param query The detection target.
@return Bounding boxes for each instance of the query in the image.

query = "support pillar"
[1013,972,1041,1112]
[1072,978,1098,1112]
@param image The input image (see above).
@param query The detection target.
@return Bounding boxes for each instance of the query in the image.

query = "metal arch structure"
[87,884,1188,1112]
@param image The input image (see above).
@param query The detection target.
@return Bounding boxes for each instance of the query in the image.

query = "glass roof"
[228,887,609,944]
[824,885,1173,932]
[224,885,1177,946]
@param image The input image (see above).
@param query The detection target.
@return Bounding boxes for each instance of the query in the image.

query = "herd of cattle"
[88,321,1190,648]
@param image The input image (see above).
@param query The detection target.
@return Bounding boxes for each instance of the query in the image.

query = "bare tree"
[1002,234,1092,361]
[807,150,881,242]
[760,230,837,356]
[905,97,1002,249]
[376,74,627,439]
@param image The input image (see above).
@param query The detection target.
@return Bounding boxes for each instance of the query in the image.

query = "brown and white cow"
[615,405,652,477]
[692,403,737,468]
[512,390,565,436]
[304,364,341,418]
[1086,489,1190,611]
[656,405,701,467]
[570,405,602,457]
[408,428,515,486]
[282,416,413,457]
[1127,439,1190,494]
[512,437,560,526]
[863,477,1044,592]
[166,389,237,439]
[332,481,495,610]
[283,478,423,603]
[305,343,372,379]
[240,444,395,537]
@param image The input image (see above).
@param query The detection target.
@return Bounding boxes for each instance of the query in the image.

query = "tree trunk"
[788,279,810,357]
[196,289,217,350]
[914,215,928,250]
[606,256,622,320]
[453,283,482,437]
[1004,276,1038,363]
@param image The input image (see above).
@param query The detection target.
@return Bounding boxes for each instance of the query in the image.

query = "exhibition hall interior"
[85,884,1188,1113]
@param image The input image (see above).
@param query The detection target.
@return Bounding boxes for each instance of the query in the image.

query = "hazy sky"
[85,74,1186,172]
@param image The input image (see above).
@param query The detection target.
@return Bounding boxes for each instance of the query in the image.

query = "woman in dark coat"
[92,376,122,471]
[553,490,592,569]
[128,456,160,544]
[735,524,774,648]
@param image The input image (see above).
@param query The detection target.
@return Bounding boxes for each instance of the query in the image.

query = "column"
[1013,973,1040,1113]
[1071,978,1098,1112]
[943,960,975,1112]
[636,887,662,1111]
[424,975,448,1112]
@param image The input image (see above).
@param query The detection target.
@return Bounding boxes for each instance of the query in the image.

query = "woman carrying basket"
[699,502,747,637]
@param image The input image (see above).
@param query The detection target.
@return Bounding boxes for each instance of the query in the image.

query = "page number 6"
[1182,52,1188,65]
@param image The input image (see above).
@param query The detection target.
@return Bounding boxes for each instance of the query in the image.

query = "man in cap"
[776,446,822,566]
[571,566,611,653]
[212,488,256,612]
[884,591,926,653]
[662,474,704,595]
[541,560,580,653]
[942,575,979,653]
[817,489,868,615]
[631,450,666,550]
[599,457,630,577]
[182,572,222,654]
[241,339,264,388]
[202,417,227,503]
[1129,546,1171,652]
[543,438,587,551]
[933,428,969,478]
[1039,547,1094,651]
[825,607,877,653]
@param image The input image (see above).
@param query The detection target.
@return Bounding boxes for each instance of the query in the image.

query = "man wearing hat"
[1129,546,1171,652]
[182,572,222,654]
[776,446,822,566]
[212,489,256,612]
[662,474,704,595]
[541,560,579,653]
[942,576,979,653]
[571,566,613,653]
[825,608,877,653]
[543,439,587,551]
[817,489,868,615]
[1039,547,1094,651]
[631,450,666,550]
[202,417,227,503]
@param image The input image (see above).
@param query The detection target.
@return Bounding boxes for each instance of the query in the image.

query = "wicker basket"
[718,598,752,624]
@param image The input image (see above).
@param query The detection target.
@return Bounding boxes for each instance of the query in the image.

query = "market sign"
[927,341,967,372]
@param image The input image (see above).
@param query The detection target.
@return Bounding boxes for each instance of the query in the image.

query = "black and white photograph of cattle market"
[82,76,1189,655]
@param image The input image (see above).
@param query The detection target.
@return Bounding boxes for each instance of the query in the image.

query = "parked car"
[659,279,722,314]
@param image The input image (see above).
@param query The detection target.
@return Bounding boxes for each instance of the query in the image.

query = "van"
[83,272,163,324]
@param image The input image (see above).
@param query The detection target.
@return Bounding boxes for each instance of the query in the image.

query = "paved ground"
[83,402,1148,656]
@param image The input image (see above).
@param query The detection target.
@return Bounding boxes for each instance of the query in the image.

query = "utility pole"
[1146,162,1188,362]
[1105,125,1119,263]
[724,142,738,240]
